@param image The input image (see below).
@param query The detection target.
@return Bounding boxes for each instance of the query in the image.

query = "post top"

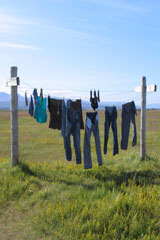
[10,66,18,78]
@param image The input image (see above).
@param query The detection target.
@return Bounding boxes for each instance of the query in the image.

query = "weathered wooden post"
[141,77,146,160]
[6,66,20,166]
[135,77,157,160]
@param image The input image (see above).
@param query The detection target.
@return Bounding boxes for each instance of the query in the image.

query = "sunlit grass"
[0,110,160,239]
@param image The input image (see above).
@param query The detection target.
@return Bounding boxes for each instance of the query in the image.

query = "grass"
[0,110,160,239]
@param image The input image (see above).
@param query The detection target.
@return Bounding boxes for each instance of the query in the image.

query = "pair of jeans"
[121,101,137,150]
[33,88,38,106]
[29,96,34,117]
[104,106,119,155]
[62,99,82,164]
[84,112,103,169]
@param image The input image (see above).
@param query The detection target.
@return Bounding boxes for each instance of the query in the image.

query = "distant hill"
[0,92,159,110]
[0,92,28,110]
[147,103,160,109]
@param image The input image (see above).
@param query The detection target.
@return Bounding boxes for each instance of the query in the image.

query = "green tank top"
[34,97,47,124]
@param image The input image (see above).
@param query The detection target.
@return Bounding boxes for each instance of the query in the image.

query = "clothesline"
[31,95,138,169]
[19,88,143,104]
[20,79,134,93]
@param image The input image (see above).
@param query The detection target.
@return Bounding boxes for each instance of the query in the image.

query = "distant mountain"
[82,101,123,110]
[0,92,159,110]
[0,92,10,101]
[147,103,160,109]
[0,92,28,110]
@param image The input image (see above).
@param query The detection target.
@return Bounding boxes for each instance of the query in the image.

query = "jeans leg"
[112,118,119,155]
[72,122,81,164]
[84,126,92,169]
[121,110,131,150]
[64,133,72,161]
[61,99,66,137]
[93,122,103,166]
[104,115,111,155]
[131,112,137,146]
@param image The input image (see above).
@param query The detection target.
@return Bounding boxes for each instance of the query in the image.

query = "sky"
[0,0,159,104]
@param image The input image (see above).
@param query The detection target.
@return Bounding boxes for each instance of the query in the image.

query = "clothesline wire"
[20,80,34,89]
[18,86,134,96]
[19,80,134,94]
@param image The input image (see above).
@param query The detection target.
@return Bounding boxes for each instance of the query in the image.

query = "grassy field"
[0,110,160,240]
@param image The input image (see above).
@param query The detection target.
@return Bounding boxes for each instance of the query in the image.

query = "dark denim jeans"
[61,99,82,164]
[104,106,119,155]
[84,112,103,169]
[29,96,34,117]
[121,101,137,150]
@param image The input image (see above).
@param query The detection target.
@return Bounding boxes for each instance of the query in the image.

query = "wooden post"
[140,76,146,160]
[10,66,19,166]
[135,78,157,160]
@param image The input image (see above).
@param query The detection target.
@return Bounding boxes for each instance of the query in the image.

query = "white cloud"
[0,42,40,51]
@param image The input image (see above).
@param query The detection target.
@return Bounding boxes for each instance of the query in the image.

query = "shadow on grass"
[19,161,160,190]
[87,168,160,186]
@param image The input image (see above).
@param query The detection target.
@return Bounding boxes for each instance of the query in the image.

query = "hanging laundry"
[90,89,100,111]
[61,99,83,164]
[33,88,38,106]
[61,99,84,136]
[97,89,100,102]
[84,112,103,169]
[104,106,119,155]
[121,101,137,150]
[25,91,28,106]
[34,96,47,124]
[28,96,34,117]
[70,99,84,129]
[40,88,43,103]
[48,96,62,130]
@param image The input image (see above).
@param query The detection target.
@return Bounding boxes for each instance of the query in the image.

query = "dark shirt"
[70,99,84,129]
[48,97,62,130]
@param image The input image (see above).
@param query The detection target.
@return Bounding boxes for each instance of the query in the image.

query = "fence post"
[10,66,19,166]
[140,76,146,160]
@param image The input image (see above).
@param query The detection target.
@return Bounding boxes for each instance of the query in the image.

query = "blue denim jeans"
[104,106,119,155]
[61,99,82,164]
[84,112,103,169]
[121,101,137,150]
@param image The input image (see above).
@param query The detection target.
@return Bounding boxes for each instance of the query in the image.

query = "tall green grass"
[0,110,160,239]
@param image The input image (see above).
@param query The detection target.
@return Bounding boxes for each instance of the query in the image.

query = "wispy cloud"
[39,23,90,37]
[0,13,34,25]
[86,0,148,13]
[0,42,40,51]
[0,12,89,36]
[0,13,35,35]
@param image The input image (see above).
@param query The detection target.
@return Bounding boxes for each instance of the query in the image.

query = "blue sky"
[0,0,159,104]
